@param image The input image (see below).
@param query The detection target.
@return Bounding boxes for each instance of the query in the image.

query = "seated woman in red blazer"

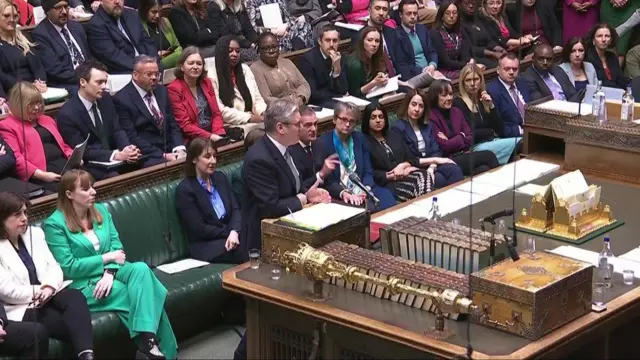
[167,46,226,143]
[0,82,74,192]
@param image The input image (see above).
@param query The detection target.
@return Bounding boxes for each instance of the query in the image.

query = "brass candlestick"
[273,243,477,338]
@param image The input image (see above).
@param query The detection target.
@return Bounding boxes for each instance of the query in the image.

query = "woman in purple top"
[563,0,600,45]
[427,79,499,176]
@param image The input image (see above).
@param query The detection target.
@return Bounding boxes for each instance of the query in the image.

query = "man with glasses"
[32,0,90,93]
[114,55,186,165]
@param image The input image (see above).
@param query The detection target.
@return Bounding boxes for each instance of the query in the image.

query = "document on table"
[88,159,124,168]
[280,203,365,231]
[259,3,284,29]
[549,246,640,278]
[335,22,364,32]
[333,95,371,108]
[107,74,132,94]
[366,76,400,99]
[516,183,548,196]
[454,180,506,198]
[413,189,488,217]
[619,247,640,263]
[42,87,69,102]
[532,99,593,116]
[157,259,210,274]
[313,107,334,120]
[373,203,426,225]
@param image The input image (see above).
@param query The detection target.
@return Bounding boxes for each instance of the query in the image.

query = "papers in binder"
[366,75,400,99]
[259,3,284,29]
[313,107,335,120]
[33,6,46,24]
[335,22,364,32]
[280,203,365,231]
[516,183,548,196]
[42,87,69,102]
[62,134,89,174]
[333,95,371,108]
[107,74,132,94]
[156,259,210,274]
[88,159,124,167]
[73,11,93,20]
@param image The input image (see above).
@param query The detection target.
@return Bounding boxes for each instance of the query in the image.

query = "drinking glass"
[593,284,606,307]
[271,268,282,280]
[623,270,635,285]
[249,249,260,269]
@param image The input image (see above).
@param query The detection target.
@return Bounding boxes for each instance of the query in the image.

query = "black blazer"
[175,172,241,262]
[299,46,348,107]
[522,65,579,102]
[632,77,640,99]
[86,7,158,73]
[113,82,184,160]
[207,2,257,48]
[0,41,47,92]
[240,136,308,251]
[475,13,516,49]
[32,20,90,89]
[169,5,223,48]
[57,93,131,162]
[0,135,16,179]
[460,17,499,68]
[288,141,323,190]
[586,47,632,90]
[363,131,419,187]
[507,0,562,47]
[452,97,504,143]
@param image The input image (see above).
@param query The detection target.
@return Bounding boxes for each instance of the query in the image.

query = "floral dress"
[245,0,314,52]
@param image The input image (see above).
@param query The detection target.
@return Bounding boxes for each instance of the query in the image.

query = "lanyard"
[442,27,460,50]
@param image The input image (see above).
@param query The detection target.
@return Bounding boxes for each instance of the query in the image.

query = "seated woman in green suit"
[140,0,183,69]
[345,26,392,101]
[43,170,178,360]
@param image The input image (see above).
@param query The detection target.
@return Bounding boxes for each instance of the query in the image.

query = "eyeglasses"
[259,45,279,53]
[336,116,357,125]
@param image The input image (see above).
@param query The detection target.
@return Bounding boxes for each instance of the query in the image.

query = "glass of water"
[452,218,461,226]
[527,237,536,253]
[623,270,635,285]
[271,268,281,280]
[593,283,606,307]
[249,249,260,269]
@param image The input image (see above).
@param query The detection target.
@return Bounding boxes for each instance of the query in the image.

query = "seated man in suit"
[57,60,143,181]
[299,24,348,108]
[523,44,580,102]
[350,0,398,76]
[0,136,15,180]
[241,99,331,252]
[85,0,157,73]
[288,105,339,189]
[32,0,91,93]
[114,55,185,165]
[392,0,443,88]
[486,53,532,138]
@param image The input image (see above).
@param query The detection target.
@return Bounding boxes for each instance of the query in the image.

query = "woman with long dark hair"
[361,103,436,202]
[211,35,266,133]
[345,26,389,100]
[430,1,474,80]
[139,0,183,68]
[208,0,259,62]
[585,23,631,89]
[456,0,502,68]
[427,79,499,175]
[559,37,599,92]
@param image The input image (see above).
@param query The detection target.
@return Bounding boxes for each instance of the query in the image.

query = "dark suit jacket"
[207,2,257,48]
[113,82,183,159]
[175,172,241,262]
[32,20,90,89]
[586,47,632,90]
[0,135,16,179]
[632,77,640,99]
[390,118,443,159]
[86,7,158,73]
[57,93,131,162]
[507,0,562,47]
[486,78,532,138]
[475,13,516,49]
[315,131,375,199]
[288,141,323,190]
[363,131,418,186]
[169,5,222,48]
[523,65,579,102]
[392,24,438,80]
[0,41,47,92]
[240,136,307,251]
[299,46,348,107]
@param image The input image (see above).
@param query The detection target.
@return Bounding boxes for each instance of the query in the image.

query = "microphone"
[576,88,588,117]
[479,209,514,224]
[348,172,380,205]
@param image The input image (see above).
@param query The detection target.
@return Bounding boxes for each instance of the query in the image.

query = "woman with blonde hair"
[0,0,48,94]
[44,170,178,359]
[476,0,534,51]
[0,82,74,192]
[453,64,520,164]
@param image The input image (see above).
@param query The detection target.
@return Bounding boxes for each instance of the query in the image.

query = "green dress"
[600,0,640,53]
[142,20,183,69]
[43,204,178,359]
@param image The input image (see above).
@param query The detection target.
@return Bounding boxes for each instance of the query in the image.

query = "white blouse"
[83,229,100,251]
[415,130,426,156]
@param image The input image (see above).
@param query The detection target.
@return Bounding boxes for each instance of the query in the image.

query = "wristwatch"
[105,269,118,276]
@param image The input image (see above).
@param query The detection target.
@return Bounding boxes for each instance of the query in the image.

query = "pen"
[287,207,294,220]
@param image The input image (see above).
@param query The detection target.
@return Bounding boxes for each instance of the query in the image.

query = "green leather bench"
[25,162,246,359]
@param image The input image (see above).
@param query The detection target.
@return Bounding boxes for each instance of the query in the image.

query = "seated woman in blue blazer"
[175,137,245,264]
[316,102,397,211]
[391,90,464,188]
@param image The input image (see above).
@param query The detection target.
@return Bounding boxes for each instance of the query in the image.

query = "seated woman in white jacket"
[209,35,267,134]
[0,192,95,360]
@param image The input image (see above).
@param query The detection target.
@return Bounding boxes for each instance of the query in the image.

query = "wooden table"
[223,171,640,359]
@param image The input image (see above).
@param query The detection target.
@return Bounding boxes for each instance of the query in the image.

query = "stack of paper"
[366,76,399,98]
[333,95,371,108]
[335,22,364,32]
[314,107,334,121]
[533,99,593,116]
[454,180,506,198]
[549,246,640,278]
[107,74,132,94]
[280,203,365,231]
[157,259,210,274]
[619,247,640,263]
[42,87,69,102]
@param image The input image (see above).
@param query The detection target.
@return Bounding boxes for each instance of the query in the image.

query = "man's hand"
[163,153,178,161]
[119,145,141,163]
[0,144,5,156]
[0,324,5,343]
[329,50,342,75]
[225,230,240,251]
[209,134,223,142]
[341,192,366,206]
[306,179,331,204]
[91,0,101,11]
[93,272,114,299]
[553,45,563,52]
[33,80,47,93]
[423,65,436,75]
[319,153,340,179]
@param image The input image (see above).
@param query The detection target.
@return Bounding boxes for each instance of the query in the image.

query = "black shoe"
[135,338,165,360]
[79,352,95,360]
